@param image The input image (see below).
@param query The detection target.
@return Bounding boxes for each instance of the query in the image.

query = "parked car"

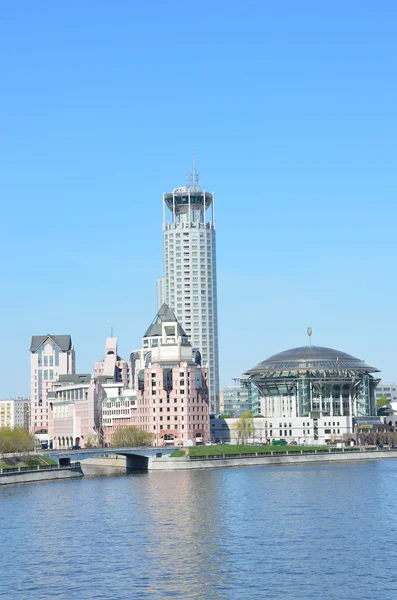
[70,445,81,450]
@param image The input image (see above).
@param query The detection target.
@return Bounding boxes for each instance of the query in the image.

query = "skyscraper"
[159,158,219,412]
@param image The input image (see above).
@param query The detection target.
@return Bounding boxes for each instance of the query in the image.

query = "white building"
[375,382,397,404]
[0,398,30,430]
[211,415,354,446]
[49,374,106,449]
[158,161,219,412]
[30,335,75,446]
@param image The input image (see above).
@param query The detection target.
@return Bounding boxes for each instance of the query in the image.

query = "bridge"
[41,447,176,470]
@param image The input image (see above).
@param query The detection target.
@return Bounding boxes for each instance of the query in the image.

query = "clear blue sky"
[1,0,396,397]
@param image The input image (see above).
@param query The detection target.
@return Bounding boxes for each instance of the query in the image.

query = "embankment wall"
[0,466,83,485]
[149,450,397,470]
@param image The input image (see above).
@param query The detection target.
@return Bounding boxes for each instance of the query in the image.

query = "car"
[71,445,81,450]
[205,441,213,446]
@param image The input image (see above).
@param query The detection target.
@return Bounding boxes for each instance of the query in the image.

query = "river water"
[2,460,397,600]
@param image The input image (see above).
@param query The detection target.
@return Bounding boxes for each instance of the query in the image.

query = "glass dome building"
[245,346,380,418]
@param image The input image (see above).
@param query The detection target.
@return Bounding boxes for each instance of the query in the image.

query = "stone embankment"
[149,449,397,470]
[0,465,83,485]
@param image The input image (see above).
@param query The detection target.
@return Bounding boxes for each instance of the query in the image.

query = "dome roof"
[246,345,379,375]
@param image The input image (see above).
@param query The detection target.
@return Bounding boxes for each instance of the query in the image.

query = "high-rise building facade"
[30,335,75,445]
[159,162,219,412]
[0,398,30,430]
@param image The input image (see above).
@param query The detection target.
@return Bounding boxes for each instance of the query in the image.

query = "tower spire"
[186,151,200,191]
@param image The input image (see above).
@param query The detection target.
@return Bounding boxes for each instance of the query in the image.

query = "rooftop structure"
[93,337,129,388]
[245,345,380,419]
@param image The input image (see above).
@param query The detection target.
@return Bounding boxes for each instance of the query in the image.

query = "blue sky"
[0,0,396,397]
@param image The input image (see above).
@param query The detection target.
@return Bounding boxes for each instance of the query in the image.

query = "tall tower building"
[160,158,219,412]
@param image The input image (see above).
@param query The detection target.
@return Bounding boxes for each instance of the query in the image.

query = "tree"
[376,394,389,408]
[233,411,255,444]
[111,426,154,448]
[0,427,34,454]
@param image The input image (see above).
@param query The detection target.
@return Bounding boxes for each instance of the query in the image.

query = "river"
[1,460,397,599]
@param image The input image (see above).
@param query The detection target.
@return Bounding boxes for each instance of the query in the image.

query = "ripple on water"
[2,461,397,600]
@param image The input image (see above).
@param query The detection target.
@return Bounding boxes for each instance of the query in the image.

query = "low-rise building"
[211,415,354,445]
[49,374,106,449]
[102,390,138,445]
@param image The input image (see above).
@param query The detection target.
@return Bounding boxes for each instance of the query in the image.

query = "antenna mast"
[186,151,200,191]
[307,327,312,347]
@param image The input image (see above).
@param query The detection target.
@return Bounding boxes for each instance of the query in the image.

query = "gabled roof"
[30,335,72,352]
[144,303,187,338]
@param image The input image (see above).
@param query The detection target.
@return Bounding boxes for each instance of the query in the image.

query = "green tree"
[0,427,34,454]
[233,411,255,444]
[376,394,389,408]
[111,426,154,448]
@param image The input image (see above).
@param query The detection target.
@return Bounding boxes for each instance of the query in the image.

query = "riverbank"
[149,449,397,470]
[0,465,84,485]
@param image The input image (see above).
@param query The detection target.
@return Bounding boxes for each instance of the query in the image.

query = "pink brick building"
[103,304,210,447]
